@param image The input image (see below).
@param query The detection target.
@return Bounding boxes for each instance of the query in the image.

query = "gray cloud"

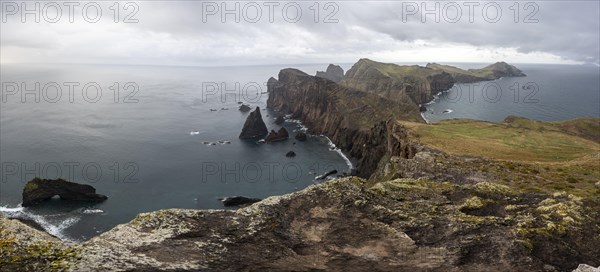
[1,1,598,65]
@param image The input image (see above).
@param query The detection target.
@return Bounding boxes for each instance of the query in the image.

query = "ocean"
[1,62,598,242]
[421,63,600,123]
[0,63,352,241]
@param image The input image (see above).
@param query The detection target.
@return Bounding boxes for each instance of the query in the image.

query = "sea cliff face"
[342,58,455,106]
[266,68,422,177]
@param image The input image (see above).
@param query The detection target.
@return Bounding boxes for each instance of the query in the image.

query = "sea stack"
[239,104,251,112]
[22,178,108,207]
[264,127,289,142]
[239,107,268,139]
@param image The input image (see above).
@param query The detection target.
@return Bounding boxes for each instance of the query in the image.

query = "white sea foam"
[282,117,352,171]
[82,209,104,214]
[190,131,200,135]
[0,205,81,242]
[321,135,354,171]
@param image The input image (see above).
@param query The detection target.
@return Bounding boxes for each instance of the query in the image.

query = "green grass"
[404,118,599,162]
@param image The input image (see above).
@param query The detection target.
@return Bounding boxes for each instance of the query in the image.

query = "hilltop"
[426,62,526,83]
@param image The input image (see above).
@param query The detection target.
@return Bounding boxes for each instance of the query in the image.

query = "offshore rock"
[22,178,107,207]
[265,127,289,142]
[239,107,268,139]
[295,131,308,141]
[238,104,251,112]
[220,196,261,207]
[274,115,285,125]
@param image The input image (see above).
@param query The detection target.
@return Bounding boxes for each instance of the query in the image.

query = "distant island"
[1,59,598,272]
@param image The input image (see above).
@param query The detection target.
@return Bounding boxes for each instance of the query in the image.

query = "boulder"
[239,104,251,112]
[264,127,289,142]
[22,178,108,207]
[219,196,261,207]
[295,131,307,141]
[239,107,268,139]
[286,151,296,157]
[274,115,285,125]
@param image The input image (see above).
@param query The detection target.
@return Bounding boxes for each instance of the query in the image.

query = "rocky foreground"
[2,175,599,271]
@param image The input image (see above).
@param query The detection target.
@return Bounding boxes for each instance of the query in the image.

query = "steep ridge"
[342,58,455,106]
[426,62,526,83]
[267,68,422,177]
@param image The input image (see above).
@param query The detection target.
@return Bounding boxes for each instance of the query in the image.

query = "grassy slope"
[403,118,599,162]
[400,118,600,197]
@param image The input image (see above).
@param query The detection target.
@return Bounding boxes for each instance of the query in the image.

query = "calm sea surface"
[0,63,352,241]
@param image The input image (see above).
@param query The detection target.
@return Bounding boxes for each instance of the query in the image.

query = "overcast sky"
[1,1,599,66]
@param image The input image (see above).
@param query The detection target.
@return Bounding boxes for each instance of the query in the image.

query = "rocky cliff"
[266,68,422,177]
[342,58,455,106]
[426,62,526,83]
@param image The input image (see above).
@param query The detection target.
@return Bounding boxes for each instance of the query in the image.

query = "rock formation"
[294,131,307,141]
[342,58,455,106]
[315,64,344,83]
[238,104,251,112]
[6,177,591,271]
[274,115,284,125]
[239,107,268,139]
[21,178,108,207]
[315,169,338,180]
[267,68,421,177]
[219,196,261,207]
[426,62,526,83]
[264,127,289,142]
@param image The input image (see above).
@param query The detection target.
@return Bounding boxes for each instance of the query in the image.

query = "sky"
[1,1,599,66]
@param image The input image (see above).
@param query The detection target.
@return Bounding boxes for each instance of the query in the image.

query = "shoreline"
[284,114,354,172]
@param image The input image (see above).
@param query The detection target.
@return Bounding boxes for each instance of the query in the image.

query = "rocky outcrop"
[239,107,268,139]
[238,104,251,112]
[267,68,422,177]
[316,64,344,83]
[295,131,307,141]
[55,177,600,271]
[274,115,285,125]
[264,127,289,142]
[22,178,108,207]
[426,62,526,83]
[342,58,455,106]
[220,196,261,207]
[0,214,79,271]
